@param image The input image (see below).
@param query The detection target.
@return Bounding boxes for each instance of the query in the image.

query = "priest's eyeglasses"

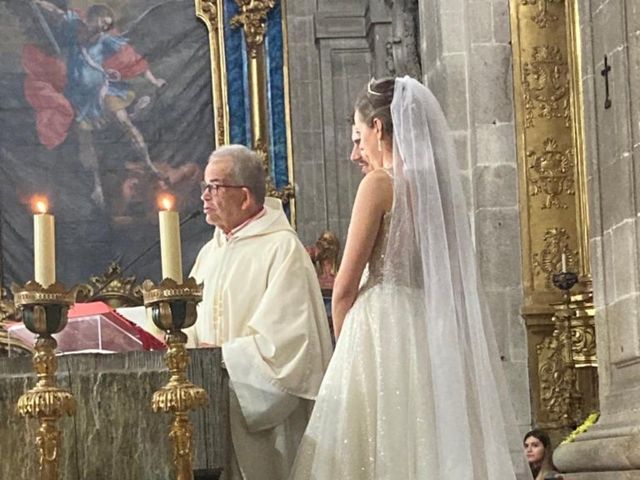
[200,182,248,195]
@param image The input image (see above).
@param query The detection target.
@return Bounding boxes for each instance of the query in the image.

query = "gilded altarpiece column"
[195,0,296,222]
[510,0,597,438]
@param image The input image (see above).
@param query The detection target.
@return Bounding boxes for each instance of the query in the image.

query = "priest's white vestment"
[186,198,333,480]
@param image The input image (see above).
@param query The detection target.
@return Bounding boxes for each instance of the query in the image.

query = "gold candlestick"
[13,281,78,480]
[143,278,206,480]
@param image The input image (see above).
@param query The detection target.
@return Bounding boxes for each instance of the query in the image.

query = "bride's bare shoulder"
[356,168,393,211]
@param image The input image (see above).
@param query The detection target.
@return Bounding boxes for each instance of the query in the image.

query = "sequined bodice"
[361,211,391,290]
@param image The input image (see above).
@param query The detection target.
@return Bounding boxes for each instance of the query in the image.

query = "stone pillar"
[554,0,640,476]
[418,0,531,430]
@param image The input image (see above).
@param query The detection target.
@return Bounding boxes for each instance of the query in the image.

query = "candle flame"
[158,194,175,211]
[31,196,49,214]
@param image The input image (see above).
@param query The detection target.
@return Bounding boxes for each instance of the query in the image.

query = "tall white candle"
[33,198,55,287]
[158,195,183,283]
[561,253,567,273]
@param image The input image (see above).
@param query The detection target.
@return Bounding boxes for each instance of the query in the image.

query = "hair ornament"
[367,78,383,96]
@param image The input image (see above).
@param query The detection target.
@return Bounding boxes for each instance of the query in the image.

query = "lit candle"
[32,196,55,287]
[561,253,567,273]
[158,194,183,283]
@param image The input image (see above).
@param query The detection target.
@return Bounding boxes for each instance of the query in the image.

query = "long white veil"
[386,76,530,478]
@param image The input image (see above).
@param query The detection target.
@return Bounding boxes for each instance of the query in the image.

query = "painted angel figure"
[22,0,167,205]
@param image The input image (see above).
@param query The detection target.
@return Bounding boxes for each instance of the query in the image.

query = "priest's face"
[201,157,248,233]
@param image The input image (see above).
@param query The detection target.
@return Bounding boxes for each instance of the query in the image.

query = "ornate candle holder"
[12,281,78,480]
[545,271,582,426]
[142,278,206,480]
[552,271,597,366]
[552,271,579,295]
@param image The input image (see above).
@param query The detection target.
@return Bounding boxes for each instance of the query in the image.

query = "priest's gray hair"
[208,144,266,205]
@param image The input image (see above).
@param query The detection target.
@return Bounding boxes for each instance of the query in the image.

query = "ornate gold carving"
[314,231,340,276]
[569,289,597,368]
[533,228,578,285]
[200,0,218,28]
[537,307,581,425]
[199,0,295,209]
[536,282,597,429]
[527,137,575,209]
[169,413,195,476]
[34,419,62,478]
[512,0,596,437]
[143,279,206,479]
[151,333,206,480]
[195,0,230,145]
[520,0,564,28]
[216,107,226,146]
[308,231,340,291]
[571,318,596,365]
[231,0,276,58]
[14,288,77,480]
[0,288,15,324]
[254,137,270,172]
[254,138,296,204]
[142,277,202,306]
[77,262,143,308]
[18,339,76,480]
[267,182,295,204]
[522,46,571,128]
[566,0,591,279]
[1,288,32,356]
[152,335,207,414]
[12,281,77,307]
[18,339,75,417]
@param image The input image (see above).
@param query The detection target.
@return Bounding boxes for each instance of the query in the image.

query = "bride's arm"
[332,170,392,338]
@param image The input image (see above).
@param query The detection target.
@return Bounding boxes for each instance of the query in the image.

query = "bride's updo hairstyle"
[354,77,395,140]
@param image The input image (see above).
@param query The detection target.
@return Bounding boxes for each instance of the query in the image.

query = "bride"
[290,77,529,479]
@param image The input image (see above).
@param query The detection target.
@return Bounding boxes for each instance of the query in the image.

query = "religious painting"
[0,0,217,286]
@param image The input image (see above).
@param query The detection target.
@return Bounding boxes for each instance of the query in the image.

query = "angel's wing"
[3,0,69,56]
[120,0,199,63]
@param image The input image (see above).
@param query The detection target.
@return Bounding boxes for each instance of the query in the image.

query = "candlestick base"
[11,281,78,480]
[142,278,206,480]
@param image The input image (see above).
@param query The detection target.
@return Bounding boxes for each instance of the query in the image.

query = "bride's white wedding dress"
[291,212,440,478]
[291,77,528,479]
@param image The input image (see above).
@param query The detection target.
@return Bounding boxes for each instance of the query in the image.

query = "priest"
[186,145,333,479]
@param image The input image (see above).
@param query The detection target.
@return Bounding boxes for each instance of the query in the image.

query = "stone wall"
[419,0,531,430]
[285,0,392,245]
[555,0,640,475]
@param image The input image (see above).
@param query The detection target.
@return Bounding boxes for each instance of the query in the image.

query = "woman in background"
[525,429,558,480]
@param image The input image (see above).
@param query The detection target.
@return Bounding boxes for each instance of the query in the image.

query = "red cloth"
[22,44,74,149]
[103,43,148,78]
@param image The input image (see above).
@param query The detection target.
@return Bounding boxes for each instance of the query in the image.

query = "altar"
[0,348,230,480]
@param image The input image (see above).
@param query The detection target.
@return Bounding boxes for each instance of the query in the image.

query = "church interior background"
[0,0,639,477]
